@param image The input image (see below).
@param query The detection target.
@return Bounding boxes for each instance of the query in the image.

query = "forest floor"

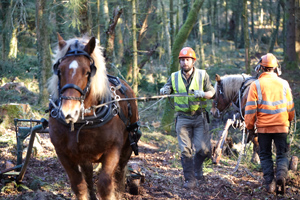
[0,127,300,200]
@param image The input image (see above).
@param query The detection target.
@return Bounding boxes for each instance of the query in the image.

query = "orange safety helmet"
[178,47,196,60]
[260,53,278,68]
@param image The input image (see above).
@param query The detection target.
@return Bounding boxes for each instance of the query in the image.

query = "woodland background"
[1,0,300,199]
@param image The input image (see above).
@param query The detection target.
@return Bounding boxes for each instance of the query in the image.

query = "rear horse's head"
[210,74,251,118]
[48,34,110,124]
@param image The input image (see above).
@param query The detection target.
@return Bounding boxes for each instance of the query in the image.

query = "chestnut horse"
[47,34,140,200]
[210,74,260,163]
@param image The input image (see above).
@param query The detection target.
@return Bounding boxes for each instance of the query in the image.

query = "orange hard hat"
[178,47,196,60]
[260,53,278,68]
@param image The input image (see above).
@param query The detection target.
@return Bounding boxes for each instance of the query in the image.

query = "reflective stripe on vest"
[171,69,207,112]
[245,79,288,115]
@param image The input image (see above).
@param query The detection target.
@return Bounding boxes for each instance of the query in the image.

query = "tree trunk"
[132,0,138,94]
[161,0,205,133]
[234,0,241,49]
[161,0,171,66]
[280,0,286,52]
[225,0,228,33]
[103,0,109,29]
[285,0,297,69]
[97,0,101,43]
[259,0,264,28]
[250,0,254,39]
[1,1,11,61]
[295,0,300,61]
[269,0,281,53]
[79,0,90,35]
[36,0,52,105]
[8,28,18,59]
[211,0,215,63]
[198,12,205,69]
[243,0,250,74]
[104,7,123,76]
[170,0,174,46]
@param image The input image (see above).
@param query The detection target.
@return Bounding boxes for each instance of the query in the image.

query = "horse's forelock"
[48,37,110,100]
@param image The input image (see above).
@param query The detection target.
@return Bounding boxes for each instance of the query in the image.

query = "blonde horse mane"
[214,74,251,101]
[48,37,110,101]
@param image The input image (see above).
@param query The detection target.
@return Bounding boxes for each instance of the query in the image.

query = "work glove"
[160,86,171,95]
[194,90,205,98]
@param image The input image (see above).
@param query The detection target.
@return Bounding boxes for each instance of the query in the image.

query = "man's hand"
[194,90,205,98]
[160,86,171,95]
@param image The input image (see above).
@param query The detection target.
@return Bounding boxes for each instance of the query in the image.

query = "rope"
[232,122,246,173]
[139,97,165,114]
[88,94,193,111]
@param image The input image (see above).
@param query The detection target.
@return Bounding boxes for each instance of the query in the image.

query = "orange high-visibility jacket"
[245,72,295,133]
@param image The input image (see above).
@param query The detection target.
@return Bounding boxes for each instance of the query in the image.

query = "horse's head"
[210,73,252,118]
[210,74,231,118]
[48,34,110,124]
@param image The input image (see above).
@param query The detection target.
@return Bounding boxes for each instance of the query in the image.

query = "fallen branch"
[212,119,234,164]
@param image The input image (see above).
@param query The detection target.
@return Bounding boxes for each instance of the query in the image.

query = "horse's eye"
[86,71,91,77]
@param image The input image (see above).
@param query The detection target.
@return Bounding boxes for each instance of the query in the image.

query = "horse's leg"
[97,146,120,200]
[115,145,132,193]
[251,135,260,164]
[80,162,97,200]
[56,152,89,200]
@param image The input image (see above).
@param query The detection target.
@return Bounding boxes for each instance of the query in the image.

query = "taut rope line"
[83,94,194,115]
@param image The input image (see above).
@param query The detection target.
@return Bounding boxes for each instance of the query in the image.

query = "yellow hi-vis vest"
[171,69,207,112]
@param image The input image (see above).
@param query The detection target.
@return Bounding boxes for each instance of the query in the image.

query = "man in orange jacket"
[245,53,295,194]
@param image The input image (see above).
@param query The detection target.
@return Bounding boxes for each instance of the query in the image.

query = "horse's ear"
[84,37,96,55]
[215,74,221,83]
[57,32,67,50]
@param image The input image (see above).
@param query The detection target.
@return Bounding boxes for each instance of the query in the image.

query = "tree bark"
[285,0,297,69]
[97,0,101,43]
[79,0,90,35]
[198,12,205,69]
[170,0,175,46]
[269,0,281,53]
[0,1,11,61]
[161,0,171,66]
[8,28,18,59]
[132,0,138,94]
[104,7,123,76]
[250,0,254,39]
[295,0,300,61]
[36,0,52,105]
[243,0,250,74]
[161,0,205,133]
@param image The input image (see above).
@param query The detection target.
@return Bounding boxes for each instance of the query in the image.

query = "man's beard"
[182,66,193,72]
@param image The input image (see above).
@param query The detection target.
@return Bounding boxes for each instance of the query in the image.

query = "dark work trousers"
[258,133,289,184]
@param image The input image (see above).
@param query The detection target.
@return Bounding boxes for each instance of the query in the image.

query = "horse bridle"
[212,80,232,118]
[53,40,97,103]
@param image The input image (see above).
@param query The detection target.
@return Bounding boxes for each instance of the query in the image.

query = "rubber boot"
[276,176,286,195]
[181,156,196,189]
[194,152,206,180]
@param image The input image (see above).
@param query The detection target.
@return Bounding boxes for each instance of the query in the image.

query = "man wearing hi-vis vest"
[160,47,215,189]
[245,53,295,195]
